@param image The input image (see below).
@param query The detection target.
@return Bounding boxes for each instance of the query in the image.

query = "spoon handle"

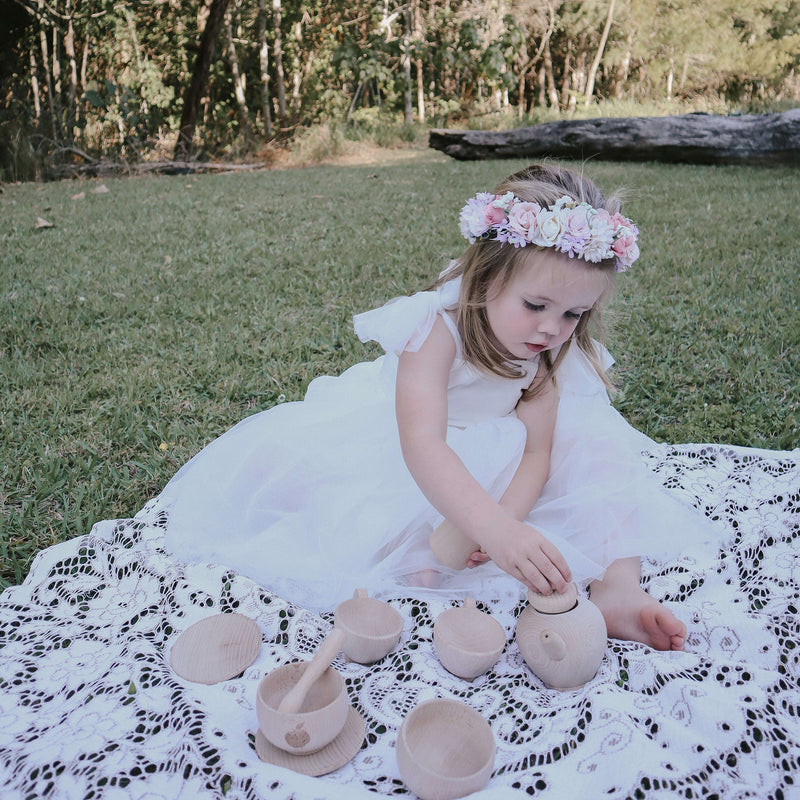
[277,628,346,714]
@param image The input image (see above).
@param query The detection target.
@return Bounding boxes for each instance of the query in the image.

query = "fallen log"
[43,159,268,181]
[429,109,800,165]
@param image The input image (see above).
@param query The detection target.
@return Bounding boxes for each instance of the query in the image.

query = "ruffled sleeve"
[353,279,460,356]
[556,340,615,400]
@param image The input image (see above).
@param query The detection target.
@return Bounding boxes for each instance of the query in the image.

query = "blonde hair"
[436,163,622,398]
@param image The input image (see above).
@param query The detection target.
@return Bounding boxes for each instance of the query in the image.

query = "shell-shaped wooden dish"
[396,698,495,800]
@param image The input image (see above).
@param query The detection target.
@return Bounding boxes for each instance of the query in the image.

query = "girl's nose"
[538,315,561,336]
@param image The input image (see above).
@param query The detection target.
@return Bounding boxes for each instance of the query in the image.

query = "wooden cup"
[256,662,349,755]
[433,597,506,680]
[396,698,495,800]
[334,589,403,664]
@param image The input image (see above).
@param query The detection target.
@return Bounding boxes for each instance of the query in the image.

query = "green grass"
[1,155,798,588]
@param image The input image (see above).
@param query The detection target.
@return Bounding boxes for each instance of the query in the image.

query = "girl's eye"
[523,301,544,312]
[565,311,583,320]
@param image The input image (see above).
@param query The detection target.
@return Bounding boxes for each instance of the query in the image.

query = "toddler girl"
[161,163,710,651]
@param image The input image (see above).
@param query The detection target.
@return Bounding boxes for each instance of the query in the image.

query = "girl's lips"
[525,343,546,354]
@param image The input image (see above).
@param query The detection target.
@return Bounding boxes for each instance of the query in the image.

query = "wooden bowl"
[396,698,495,800]
[334,589,403,664]
[256,662,348,755]
[433,598,506,680]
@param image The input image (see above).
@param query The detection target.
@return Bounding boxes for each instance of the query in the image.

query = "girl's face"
[485,248,610,360]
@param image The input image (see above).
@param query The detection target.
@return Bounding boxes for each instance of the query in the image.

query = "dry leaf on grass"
[34,217,55,229]
[72,192,86,200]
[91,184,110,195]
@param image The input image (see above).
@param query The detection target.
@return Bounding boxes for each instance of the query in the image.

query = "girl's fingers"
[517,561,552,594]
[466,549,491,568]
[518,550,571,595]
[537,556,570,593]
[541,540,572,582]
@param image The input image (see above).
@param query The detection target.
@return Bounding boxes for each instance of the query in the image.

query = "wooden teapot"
[515,582,607,690]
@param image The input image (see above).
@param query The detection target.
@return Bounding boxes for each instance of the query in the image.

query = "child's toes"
[640,606,686,651]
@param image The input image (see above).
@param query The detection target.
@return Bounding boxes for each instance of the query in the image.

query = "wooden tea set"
[169,534,609,800]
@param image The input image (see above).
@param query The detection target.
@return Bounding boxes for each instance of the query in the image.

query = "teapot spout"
[540,630,567,661]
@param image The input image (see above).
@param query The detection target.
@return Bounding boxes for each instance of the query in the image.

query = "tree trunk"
[272,0,287,126]
[38,5,58,141]
[174,0,233,159]
[64,0,78,140]
[225,11,255,140]
[429,109,800,165]
[614,33,632,98]
[257,0,272,137]
[679,55,689,93]
[122,6,148,117]
[52,25,61,99]
[584,0,616,106]
[543,40,558,109]
[667,58,674,99]
[403,44,413,123]
[416,58,425,122]
[402,7,413,125]
[345,81,364,123]
[80,31,89,89]
[50,22,65,141]
[537,63,546,108]
[560,42,571,109]
[413,0,424,122]
[290,21,302,118]
[29,48,41,122]
[569,46,587,111]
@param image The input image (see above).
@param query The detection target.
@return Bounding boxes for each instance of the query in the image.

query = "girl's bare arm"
[396,318,570,593]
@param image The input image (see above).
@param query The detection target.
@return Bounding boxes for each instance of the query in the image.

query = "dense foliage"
[1,0,799,179]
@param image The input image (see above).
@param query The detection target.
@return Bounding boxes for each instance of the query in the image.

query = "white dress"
[160,278,711,611]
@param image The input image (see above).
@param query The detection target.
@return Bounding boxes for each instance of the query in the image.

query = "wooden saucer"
[255,705,365,776]
[170,612,262,684]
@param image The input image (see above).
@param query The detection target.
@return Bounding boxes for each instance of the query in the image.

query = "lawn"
[1,153,798,588]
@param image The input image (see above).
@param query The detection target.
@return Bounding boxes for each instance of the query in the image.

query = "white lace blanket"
[1,444,798,800]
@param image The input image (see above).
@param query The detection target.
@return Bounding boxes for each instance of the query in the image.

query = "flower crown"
[459,191,640,272]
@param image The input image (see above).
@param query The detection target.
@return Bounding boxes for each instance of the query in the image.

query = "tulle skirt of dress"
[160,353,715,611]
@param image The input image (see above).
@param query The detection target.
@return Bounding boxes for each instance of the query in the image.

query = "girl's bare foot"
[591,585,686,650]
[589,557,687,651]
[408,568,441,589]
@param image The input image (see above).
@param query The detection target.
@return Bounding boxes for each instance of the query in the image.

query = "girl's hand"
[466,549,491,568]
[480,521,571,595]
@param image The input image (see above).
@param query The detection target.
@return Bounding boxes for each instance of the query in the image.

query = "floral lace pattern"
[1,443,798,800]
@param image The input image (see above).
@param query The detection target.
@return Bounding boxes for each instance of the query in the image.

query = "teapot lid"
[527,582,579,614]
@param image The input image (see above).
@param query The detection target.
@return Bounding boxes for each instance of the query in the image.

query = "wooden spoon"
[277,628,346,714]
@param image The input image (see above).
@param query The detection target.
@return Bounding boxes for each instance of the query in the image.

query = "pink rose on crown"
[612,234,640,269]
[507,202,542,241]
[610,211,635,231]
[564,205,591,242]
[484,202,508,227]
